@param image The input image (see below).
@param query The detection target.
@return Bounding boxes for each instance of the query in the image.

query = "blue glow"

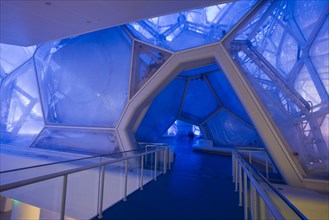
[226,0,329,178]
[136,79,186,142]
[0,43,36,81]
[181,76,219,124]
[126,0,257,51]
[130,41,172,98]
[164,120,201,137]
[35,27,132,127]
[204,110,259,146]
[0,60,44,147]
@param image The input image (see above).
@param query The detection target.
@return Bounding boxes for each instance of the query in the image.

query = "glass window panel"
[130,41,172,98]
[0,43,36,76]
[31,128,120,155]
[181,77,219,124]
[136,78,186,142]
[207,71,252,124]
[204,110,260,147]
[34,27,131,127]
[0,60,44,147]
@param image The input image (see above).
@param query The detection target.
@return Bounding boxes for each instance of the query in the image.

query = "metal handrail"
[0,146,157,174]
[0,146,170,220]
[232,150,307,220]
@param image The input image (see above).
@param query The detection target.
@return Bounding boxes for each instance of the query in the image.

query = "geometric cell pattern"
[130,41,172,98]
[0,43,36,82]
[136,78,186,142]
[0,26,133,154]
[180,75,220,124]
[34,27,132,127]
[126,0,257,51]
[203,109,260,147]
[0,0,327,183]
[0,60,44,147]
[136,63,261,147]
[207,70,252,124]
[225,0,329,178]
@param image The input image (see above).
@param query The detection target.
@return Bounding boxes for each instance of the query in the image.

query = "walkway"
[93,137,244,220]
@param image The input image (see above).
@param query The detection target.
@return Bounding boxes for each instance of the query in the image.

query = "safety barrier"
[0,145,171,219]
[232,149,307,220]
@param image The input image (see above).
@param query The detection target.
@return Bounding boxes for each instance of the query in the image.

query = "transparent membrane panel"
[0,43,36,79]
[31,128,120,155]
[35,27,132,127]
[310,15,329,95]
[207,70,252,124]
[180,75,220,124]
[163,120,198,137]
[204,109,260,147]
[126,0,257,51]
[136,78,186,142]
[225,0,329,178]
[0,60,44,147]
[130,41,172,98]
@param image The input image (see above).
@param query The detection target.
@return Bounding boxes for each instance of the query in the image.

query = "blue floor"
[93,137,244,220]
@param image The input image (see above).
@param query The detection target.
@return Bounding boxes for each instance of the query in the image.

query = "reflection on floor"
[94,136,244,220]
[0,198,75,220]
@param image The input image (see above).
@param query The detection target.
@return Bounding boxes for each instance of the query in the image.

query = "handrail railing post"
[123,160,129,201]
[243,172,248,220]
[154,151,157,181]
[60,175,68,220]
[235,154,238,192]
[140,155,144,190]
[265,153,269,179]
[239,164,243,206]
[98,165,105,219]
[250,184,257,219]
[163,148,167,174]
[232,153,235,183]
[168,148,171,170]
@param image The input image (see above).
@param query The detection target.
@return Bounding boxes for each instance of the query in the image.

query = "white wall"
[0,146,158,219]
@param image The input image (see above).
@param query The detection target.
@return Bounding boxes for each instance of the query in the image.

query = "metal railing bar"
[233,151,307,220]
[0,146,163,174]
[140,155,144,190]
[60,175,68,220]
[97,166,105,219]
[0,147,167,192]
[123,160,129,201]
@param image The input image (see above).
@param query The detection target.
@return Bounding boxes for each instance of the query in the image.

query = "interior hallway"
[94,137,243,220]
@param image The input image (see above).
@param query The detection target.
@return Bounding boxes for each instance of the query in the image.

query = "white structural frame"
[116,37,329,193]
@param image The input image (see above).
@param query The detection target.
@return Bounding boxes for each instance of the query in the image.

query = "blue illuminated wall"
[136,64,262,147]
[0,0,328,180]
[127,0,257,51]
[224,0,329,178]
[1,27,132,155]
